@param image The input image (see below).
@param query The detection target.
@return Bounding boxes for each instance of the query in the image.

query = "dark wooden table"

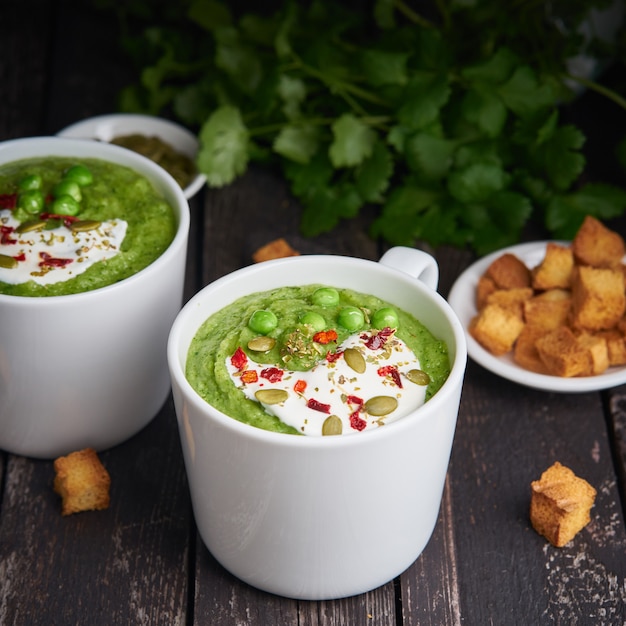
[2,2,626,624]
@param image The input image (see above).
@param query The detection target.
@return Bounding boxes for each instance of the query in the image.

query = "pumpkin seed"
[344,347,366,373]
[15,219,46,233]
[248,336,276,352]
[364,395,398,416]
[406,369,430,386]
[70,219,101,232]
[322,415,342,436]
[0,254,17,269]
[255,389,289,405]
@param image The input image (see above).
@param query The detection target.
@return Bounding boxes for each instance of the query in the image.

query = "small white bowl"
[57,113,206,199]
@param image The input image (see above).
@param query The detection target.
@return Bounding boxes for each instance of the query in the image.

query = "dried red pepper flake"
[306,398,331,414]
[38,251,73,267]
[377,365,403,388]
[293,379,307,394]
[1,226,17,245]
[261,367,284,383]
[361,327,395,350]
[346,395,363,407]
[325,350,343,363]
[0,193,17,209]
[230,346,248,371]
[240,370,259,384]
[13,253,26,262]
[313,329,338,345]
[349,411,367,431]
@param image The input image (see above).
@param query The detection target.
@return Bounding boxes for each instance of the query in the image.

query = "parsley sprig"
[111,0,626,254]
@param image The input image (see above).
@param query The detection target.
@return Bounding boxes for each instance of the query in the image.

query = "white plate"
[57,114,205,199]
[447,240,626,393]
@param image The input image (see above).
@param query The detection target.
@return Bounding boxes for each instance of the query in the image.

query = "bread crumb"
[530,461,596,547]
[53,448,111,516]
[252,238,300,263]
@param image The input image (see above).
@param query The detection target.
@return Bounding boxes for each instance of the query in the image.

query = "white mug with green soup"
[0,137,190,458]
[168,248,467,600]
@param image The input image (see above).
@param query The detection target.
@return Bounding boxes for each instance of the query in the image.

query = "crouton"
[572,215,625,269]
[531,243,574,290]
[485,287,534,317]
[570,265,626,331]
[575,332,609,375]
[535,326,590,377]
[469,304,525,356]
[523,291,572,332]
[513,326,550,374]
[486,253,532,289]
[53,448,111,516]
[530,461,596,547]
[476,274,497,310]
[597,328,626,366]
[252,238,300,263]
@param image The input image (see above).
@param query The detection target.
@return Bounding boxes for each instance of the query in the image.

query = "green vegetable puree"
[0,157,177,296]
[186,285,451,435]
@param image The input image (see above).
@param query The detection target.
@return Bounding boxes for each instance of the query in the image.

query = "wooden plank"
[0,400,191,625]
[443,364,626,624]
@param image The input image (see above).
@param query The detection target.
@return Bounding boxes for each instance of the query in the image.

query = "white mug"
[168,248,467,600]
[0,137,190,458]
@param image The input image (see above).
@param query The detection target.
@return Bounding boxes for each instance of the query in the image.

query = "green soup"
[0,157,177,296]
[186,285,451,435]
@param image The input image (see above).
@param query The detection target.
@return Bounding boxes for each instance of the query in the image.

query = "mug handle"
[378,246,439,291]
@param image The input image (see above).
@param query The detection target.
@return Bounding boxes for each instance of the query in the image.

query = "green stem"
[248,115,392,137]
[567,74,626,112]
[391,0,437,29]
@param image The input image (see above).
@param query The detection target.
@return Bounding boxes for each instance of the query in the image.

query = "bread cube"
[523,291,572,332]
[532,243,574,290]
[572,215,625,269]
[530,461,596,547]
[486,253,531,289]
[513,326,550,374]
[476,274,497,310]
[535,326,590,377]
[53,448,111,516]
[575,332,609,375]
[486,287,534,317]
[570,265,626,331]
[469,304,525,356]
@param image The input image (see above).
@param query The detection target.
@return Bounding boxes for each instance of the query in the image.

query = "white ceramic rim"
[0,136,190,305]
[448,240,626,393]
[57,113,206,199]
[168,254,468,449]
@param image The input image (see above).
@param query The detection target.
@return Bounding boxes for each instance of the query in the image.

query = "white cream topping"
[0,209,127,286]
[227,329,428,436]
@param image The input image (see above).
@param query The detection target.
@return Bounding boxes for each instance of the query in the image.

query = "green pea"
[248,309,278,335]
[18,174,42,191]
[64,165,93,186]
[372,307,399,330]
[53,180,82,203]
[51,195,80,216]
[311,287,339,307]
[17,190,44,214]
[337,306,365,331]
[300,311,326,332]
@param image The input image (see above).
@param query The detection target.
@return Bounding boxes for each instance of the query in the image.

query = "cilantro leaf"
[197,105,249,186]
[300,184,363,236]
[497,66,556,116]
[329,114,377,168]
[447,162,509,203]
[214,26,262,95]
[355,140,394,202]
[546,183,626,238]
[360,49,409,87]
[397,72,451,130]
[461,87,508,138]
[528,124,586,190]
[405,132,456,181]
[273,124,320,164]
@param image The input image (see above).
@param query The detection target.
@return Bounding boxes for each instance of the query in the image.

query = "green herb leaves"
[114,0,626,254]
